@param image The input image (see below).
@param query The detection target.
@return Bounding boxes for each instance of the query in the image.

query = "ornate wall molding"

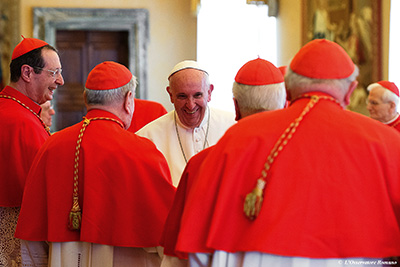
[33,7,149,98]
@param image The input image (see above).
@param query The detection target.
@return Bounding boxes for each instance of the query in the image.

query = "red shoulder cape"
[128,99,167,132]
[161,147,213,259]
[175,95,400,258]
[16,109,176,247]
[388,115,400,133]
[0,86,49,206]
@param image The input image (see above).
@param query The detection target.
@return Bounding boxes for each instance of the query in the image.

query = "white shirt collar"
[384,113,400,124]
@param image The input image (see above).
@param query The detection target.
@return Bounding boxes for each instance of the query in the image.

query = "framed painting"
[302,0,382,114]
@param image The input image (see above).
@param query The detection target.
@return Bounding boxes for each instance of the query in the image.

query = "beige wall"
[277,0,302,67]
[16,0,391,109]
[19,0,197,110]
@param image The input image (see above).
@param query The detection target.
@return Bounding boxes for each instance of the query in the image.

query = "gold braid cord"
[391,119,400,129]
[244,95,340,220]
[68,116,124,231]
[0,95,51,135]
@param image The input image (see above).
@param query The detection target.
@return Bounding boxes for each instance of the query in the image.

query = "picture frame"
[302,0,382,114]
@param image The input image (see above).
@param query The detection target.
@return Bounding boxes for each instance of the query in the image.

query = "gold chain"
[68,116,124,231]
[0,95,51,135]
[391,119,400,128]
[174,108,210,164]
[244,94,340,220]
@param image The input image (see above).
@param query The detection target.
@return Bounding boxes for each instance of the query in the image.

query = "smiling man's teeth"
[187,110,196,114]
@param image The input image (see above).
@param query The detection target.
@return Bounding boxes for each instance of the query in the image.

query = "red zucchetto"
[11,36,49,60]
[377,81,399,97]
[85,61,133,90]
[235,58,284,86]
[278,66,287,76]
[290,39,355,79]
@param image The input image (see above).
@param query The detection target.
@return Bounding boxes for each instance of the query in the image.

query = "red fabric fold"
[161,147,213,259]
[128,99,167,132]
[16,109,176,247]
[0,86,48,207]
[175,94,400,258]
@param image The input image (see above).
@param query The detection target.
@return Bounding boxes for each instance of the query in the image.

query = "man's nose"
[56,74,65,86]
[186,97,196,109]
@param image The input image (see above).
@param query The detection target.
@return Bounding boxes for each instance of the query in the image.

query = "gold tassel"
[244,178,266,220]
[243,96,326,221]
[68,195,82,230]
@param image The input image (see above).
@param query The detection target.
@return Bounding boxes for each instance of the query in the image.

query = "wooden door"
[54,30,129,131]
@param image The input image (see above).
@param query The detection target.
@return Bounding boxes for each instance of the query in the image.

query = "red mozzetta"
[0,86,50,207]
[16,109,176,247]
[175,93,400,258]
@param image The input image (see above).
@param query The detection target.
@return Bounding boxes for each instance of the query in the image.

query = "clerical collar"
[384,113,400,125]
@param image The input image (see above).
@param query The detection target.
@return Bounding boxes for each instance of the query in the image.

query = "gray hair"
[84,77,137,105]
[285,65,359,99]
[367,83,400,107]
[232,82,286,113]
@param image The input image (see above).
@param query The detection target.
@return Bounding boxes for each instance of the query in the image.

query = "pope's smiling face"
[167,69,213,128]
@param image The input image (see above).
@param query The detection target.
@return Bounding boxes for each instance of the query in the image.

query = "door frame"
[33,8,149,126]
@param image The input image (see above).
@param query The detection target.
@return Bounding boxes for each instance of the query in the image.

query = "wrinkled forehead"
[368,86,386,97]
[169,69,210,92]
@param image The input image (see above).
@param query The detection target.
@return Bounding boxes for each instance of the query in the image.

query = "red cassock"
[161,147,213,259]
[15,109,176,248]
[128,98,168,132]
[175,93,400,258]
[0,86,50,207]
[388,116,400,133]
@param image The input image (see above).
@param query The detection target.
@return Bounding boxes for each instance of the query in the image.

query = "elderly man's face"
[367,87,393,123]
[167,69,213,128]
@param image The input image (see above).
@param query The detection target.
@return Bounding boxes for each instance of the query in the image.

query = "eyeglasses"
[34,67,63,77]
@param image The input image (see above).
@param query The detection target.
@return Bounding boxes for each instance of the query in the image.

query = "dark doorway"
[54,30,129,131]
